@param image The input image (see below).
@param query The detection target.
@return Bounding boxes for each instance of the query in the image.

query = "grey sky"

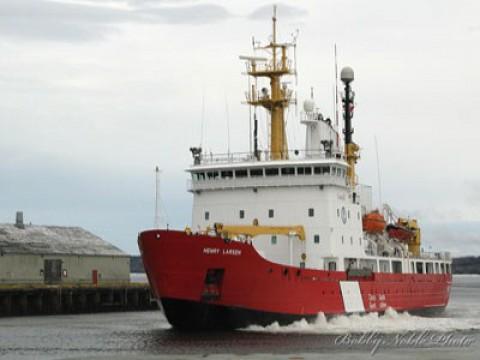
[1,0,479,255]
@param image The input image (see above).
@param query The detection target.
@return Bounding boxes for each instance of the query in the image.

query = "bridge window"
[350,236,353,245]
[193,172,205,181]
[314,234,320,244]
[411,261,415,273]
[250,168,263,177]
[332,167,336,175]
[268,209,274,218]
[239,210,245,219]
[281,167,295,175]
[426,263,434,274]
[265,168,279,176]
[341,236,344,244]
[308,208,314,217]
[297,167,312,175]
[440,263,445,274]
[314,166,321,174]
[207,171,219,179]
[235,169,248,178]
[392,261,402,274]
[204,211,210,221]
[379,260,390,273]
[322,166,330,174]
[337,209,340,217]
[446,263,451,274]
[435,263,440,274]
[416,262,424,274]
[220,170,233,179]
[271,235,277,245]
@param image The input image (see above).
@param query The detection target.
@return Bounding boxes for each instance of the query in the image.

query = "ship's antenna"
[293,29,299,116]
[272,5,277,45]
[332,85,335,115]
[200,88,206,147]
[240,4,295,160]
[293,30,299,86]
[375,136,383,208]
[154,166,164,229]
[225,93,231,156]
[334,44,340,148]
[248,66,253,155]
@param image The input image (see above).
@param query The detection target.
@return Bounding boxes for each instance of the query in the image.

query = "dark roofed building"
[0,212,130,285]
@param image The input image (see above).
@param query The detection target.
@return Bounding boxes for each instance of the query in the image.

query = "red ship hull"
[138,229,452,330]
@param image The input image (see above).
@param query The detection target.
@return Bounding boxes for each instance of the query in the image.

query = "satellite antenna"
[334,44,340,147]
[375,136,383,208]
[154,166,161,228]
[154,166,167,229]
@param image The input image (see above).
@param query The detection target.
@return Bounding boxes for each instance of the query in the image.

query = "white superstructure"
[186,152,450,275]
[188,152,363,271]
[184,9,451,276]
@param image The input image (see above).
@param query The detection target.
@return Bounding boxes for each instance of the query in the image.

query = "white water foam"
[244,308,480,334]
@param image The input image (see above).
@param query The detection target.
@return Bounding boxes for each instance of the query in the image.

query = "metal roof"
[0,224,127,257]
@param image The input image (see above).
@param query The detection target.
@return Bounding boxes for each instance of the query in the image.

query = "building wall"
[0,253,130,285]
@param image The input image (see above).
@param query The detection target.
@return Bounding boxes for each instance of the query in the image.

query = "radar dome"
[303,99,315,113]
[340,66,354,83]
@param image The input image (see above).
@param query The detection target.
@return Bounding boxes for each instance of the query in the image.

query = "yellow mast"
[241,6,296,160]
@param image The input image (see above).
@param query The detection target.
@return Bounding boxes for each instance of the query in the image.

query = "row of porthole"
[336,207,361,224]
[341,236,362,246]
[205,207,339,221]
[205,209,275,221]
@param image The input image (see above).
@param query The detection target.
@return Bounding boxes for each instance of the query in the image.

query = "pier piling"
[0,284,156,317]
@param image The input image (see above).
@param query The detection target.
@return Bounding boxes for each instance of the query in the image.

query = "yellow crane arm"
[214,223,305,241]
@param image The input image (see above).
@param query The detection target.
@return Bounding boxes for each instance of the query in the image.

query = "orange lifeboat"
[386,224,414,242]
[362,210,386,234]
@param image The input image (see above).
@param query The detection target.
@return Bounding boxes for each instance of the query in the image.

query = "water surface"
[0,275,478,359]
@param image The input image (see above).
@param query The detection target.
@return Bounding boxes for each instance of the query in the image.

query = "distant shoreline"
[452,256,480,275]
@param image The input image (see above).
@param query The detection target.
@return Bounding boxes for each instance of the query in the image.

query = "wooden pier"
[0,283,157,317]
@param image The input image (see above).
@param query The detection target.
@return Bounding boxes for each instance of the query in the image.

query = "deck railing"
[194,149,345,166]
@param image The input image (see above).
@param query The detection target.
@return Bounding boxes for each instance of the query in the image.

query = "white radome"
[303,99,315,113]
[340,66,354,83]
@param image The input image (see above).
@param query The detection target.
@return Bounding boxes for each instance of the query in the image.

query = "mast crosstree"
[240,6,297,160]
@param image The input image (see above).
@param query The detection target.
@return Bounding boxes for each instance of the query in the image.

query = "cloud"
[0,0,231,42]
[138,4,231,25]
[248,3,307,21]
[422,221,480,256]
[468,25,480,32]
